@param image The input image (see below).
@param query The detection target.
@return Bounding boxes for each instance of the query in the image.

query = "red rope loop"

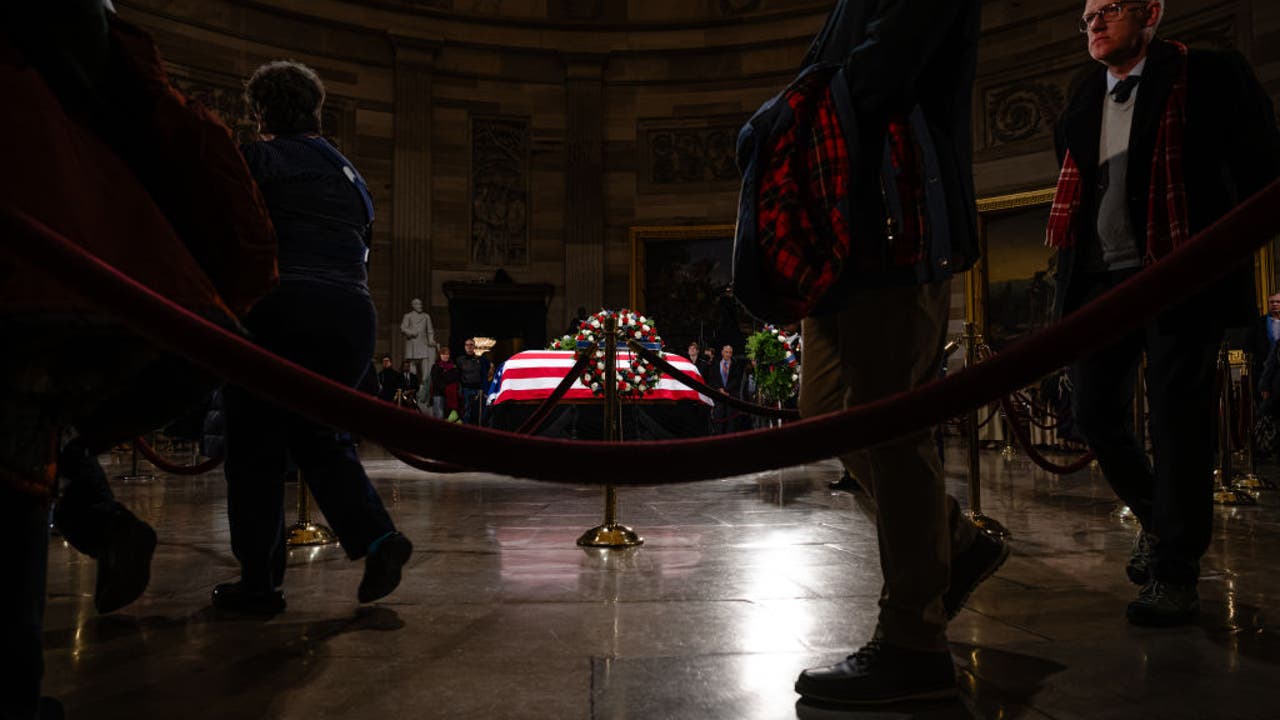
[999,398,1095,474]
[628,341,800,420]
[6,176,1279,485]
[132,436,224,476]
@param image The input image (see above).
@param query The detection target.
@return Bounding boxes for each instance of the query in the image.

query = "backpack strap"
[292,135,375,258]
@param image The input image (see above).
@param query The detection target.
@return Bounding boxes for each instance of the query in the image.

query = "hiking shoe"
[794,640,957,706]
[358,532,413,603]
[94,510,157,614]
[1126,581,1199,627]
[945,530,1010,619]
[212,582,286,615]
[1126,531,1154,586]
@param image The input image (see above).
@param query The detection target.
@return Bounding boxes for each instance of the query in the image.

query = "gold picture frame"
[968,188,1277,343]
[628,224,741,348]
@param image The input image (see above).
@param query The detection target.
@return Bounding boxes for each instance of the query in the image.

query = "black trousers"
[1068,270,1221,585]
[223,281,395,591]
[0,489,48,720]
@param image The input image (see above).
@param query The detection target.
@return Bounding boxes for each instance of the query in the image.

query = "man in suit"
[708,344,744,434]
[1243,292,1280,393]
[792,0,999,707]
[1050,0,1279,626]
[398,360,420,405]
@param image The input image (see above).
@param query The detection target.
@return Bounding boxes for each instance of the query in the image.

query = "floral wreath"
[574,309,664,398]
[745,324,800,403]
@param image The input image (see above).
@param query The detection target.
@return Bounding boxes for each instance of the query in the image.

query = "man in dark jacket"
[376,355,402,404]
[1050,0,1280,626]
[707,345,745,434]
[793,0,999,708]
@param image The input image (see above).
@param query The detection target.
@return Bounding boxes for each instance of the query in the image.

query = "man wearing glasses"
[1050,0,1279,626]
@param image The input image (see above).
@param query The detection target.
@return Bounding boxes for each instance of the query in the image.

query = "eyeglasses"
[1078,1,1147,33]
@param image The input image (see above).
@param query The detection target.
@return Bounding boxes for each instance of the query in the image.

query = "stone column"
[390,35,440,363]
[563,54,608,320]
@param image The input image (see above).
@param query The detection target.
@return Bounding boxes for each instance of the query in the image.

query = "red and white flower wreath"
[573,309,664,398]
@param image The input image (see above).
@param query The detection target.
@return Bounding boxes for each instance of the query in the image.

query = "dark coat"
[707,357,746,396]
[377,367,402,402]
[1052,39,1280,329]
[805,0,982,278]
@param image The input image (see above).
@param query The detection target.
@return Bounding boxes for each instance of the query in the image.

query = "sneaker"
[794,640,957,706]
[944,530,1010,619]
[1126,581,1199,627]
[358,532,413,603]
[1126,531,1154,585]
[212,582,286,615]
[94,510,158,614]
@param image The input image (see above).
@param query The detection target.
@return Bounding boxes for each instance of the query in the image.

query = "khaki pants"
[799,279,975,652]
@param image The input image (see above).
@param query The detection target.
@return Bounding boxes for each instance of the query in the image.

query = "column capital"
[389,33,442,67]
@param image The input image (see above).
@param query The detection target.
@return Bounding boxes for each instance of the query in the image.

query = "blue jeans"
[461,387,484,425]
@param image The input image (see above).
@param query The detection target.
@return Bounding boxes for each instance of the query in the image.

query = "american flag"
[491,351,712,406]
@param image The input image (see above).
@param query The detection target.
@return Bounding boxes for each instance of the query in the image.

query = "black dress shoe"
[795,640,957,706]
[95,510,157,614]
[358,532,413,603]
[828,471,863,493]
[944,530,1009,619]
[212,582,286,615]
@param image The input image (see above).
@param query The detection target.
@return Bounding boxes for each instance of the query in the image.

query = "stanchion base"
[1233,473,1275,491]
[576,523,644,548]
[964,511,1010,539]
[1088,459,1101,472]
[287,522,338,547]
[1000,443,1017,460]
[1111,504,1138,523]
[1213,488,1257,506]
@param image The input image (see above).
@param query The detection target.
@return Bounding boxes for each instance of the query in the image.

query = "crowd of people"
[3,0,1279,716]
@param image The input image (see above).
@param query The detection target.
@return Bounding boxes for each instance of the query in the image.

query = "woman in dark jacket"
[216,61,411,614]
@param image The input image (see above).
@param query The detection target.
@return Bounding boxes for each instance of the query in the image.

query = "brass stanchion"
[1214,344,1256,505]
[116,439,155,482]
[1231,351,1273,493]
[963,323,1008,538]
[578,314,643,548]
[1113,360,1146,523]
[287,475,338,546]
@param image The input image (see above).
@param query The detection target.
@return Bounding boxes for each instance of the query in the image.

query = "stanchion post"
[1232,352,1272,493]
[1113,360,1146,522]
[287,474,338,546]
[578,314,643,548]
[963,323,1009,538]
[1214,344,1256,505]
[116,440,156,482]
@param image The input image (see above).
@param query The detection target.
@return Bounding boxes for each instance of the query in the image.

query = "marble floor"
[40,442,1280,720]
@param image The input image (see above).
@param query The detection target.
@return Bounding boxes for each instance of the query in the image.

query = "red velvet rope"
[132,436,224,476]
[385,353,594,473]
[5,178,1279,485]
[630,342,800,420]
[999,398,1096,475]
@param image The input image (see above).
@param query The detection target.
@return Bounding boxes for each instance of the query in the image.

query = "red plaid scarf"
[1046,41,1189,261]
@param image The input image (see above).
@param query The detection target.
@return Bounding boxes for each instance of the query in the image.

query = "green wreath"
[745,325,800,404]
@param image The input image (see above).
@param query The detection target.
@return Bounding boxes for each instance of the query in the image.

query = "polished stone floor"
[41,441,1280,720]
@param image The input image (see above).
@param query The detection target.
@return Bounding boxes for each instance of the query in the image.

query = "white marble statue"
[400,298,436,383]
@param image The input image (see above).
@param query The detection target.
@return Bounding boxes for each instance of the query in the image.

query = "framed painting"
[967,188,1057,352]
[967,188,1277,348]
[628,224,755,353]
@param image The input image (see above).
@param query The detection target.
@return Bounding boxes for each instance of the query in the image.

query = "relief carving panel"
[637,117,740,193]
[470,115,530,266]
